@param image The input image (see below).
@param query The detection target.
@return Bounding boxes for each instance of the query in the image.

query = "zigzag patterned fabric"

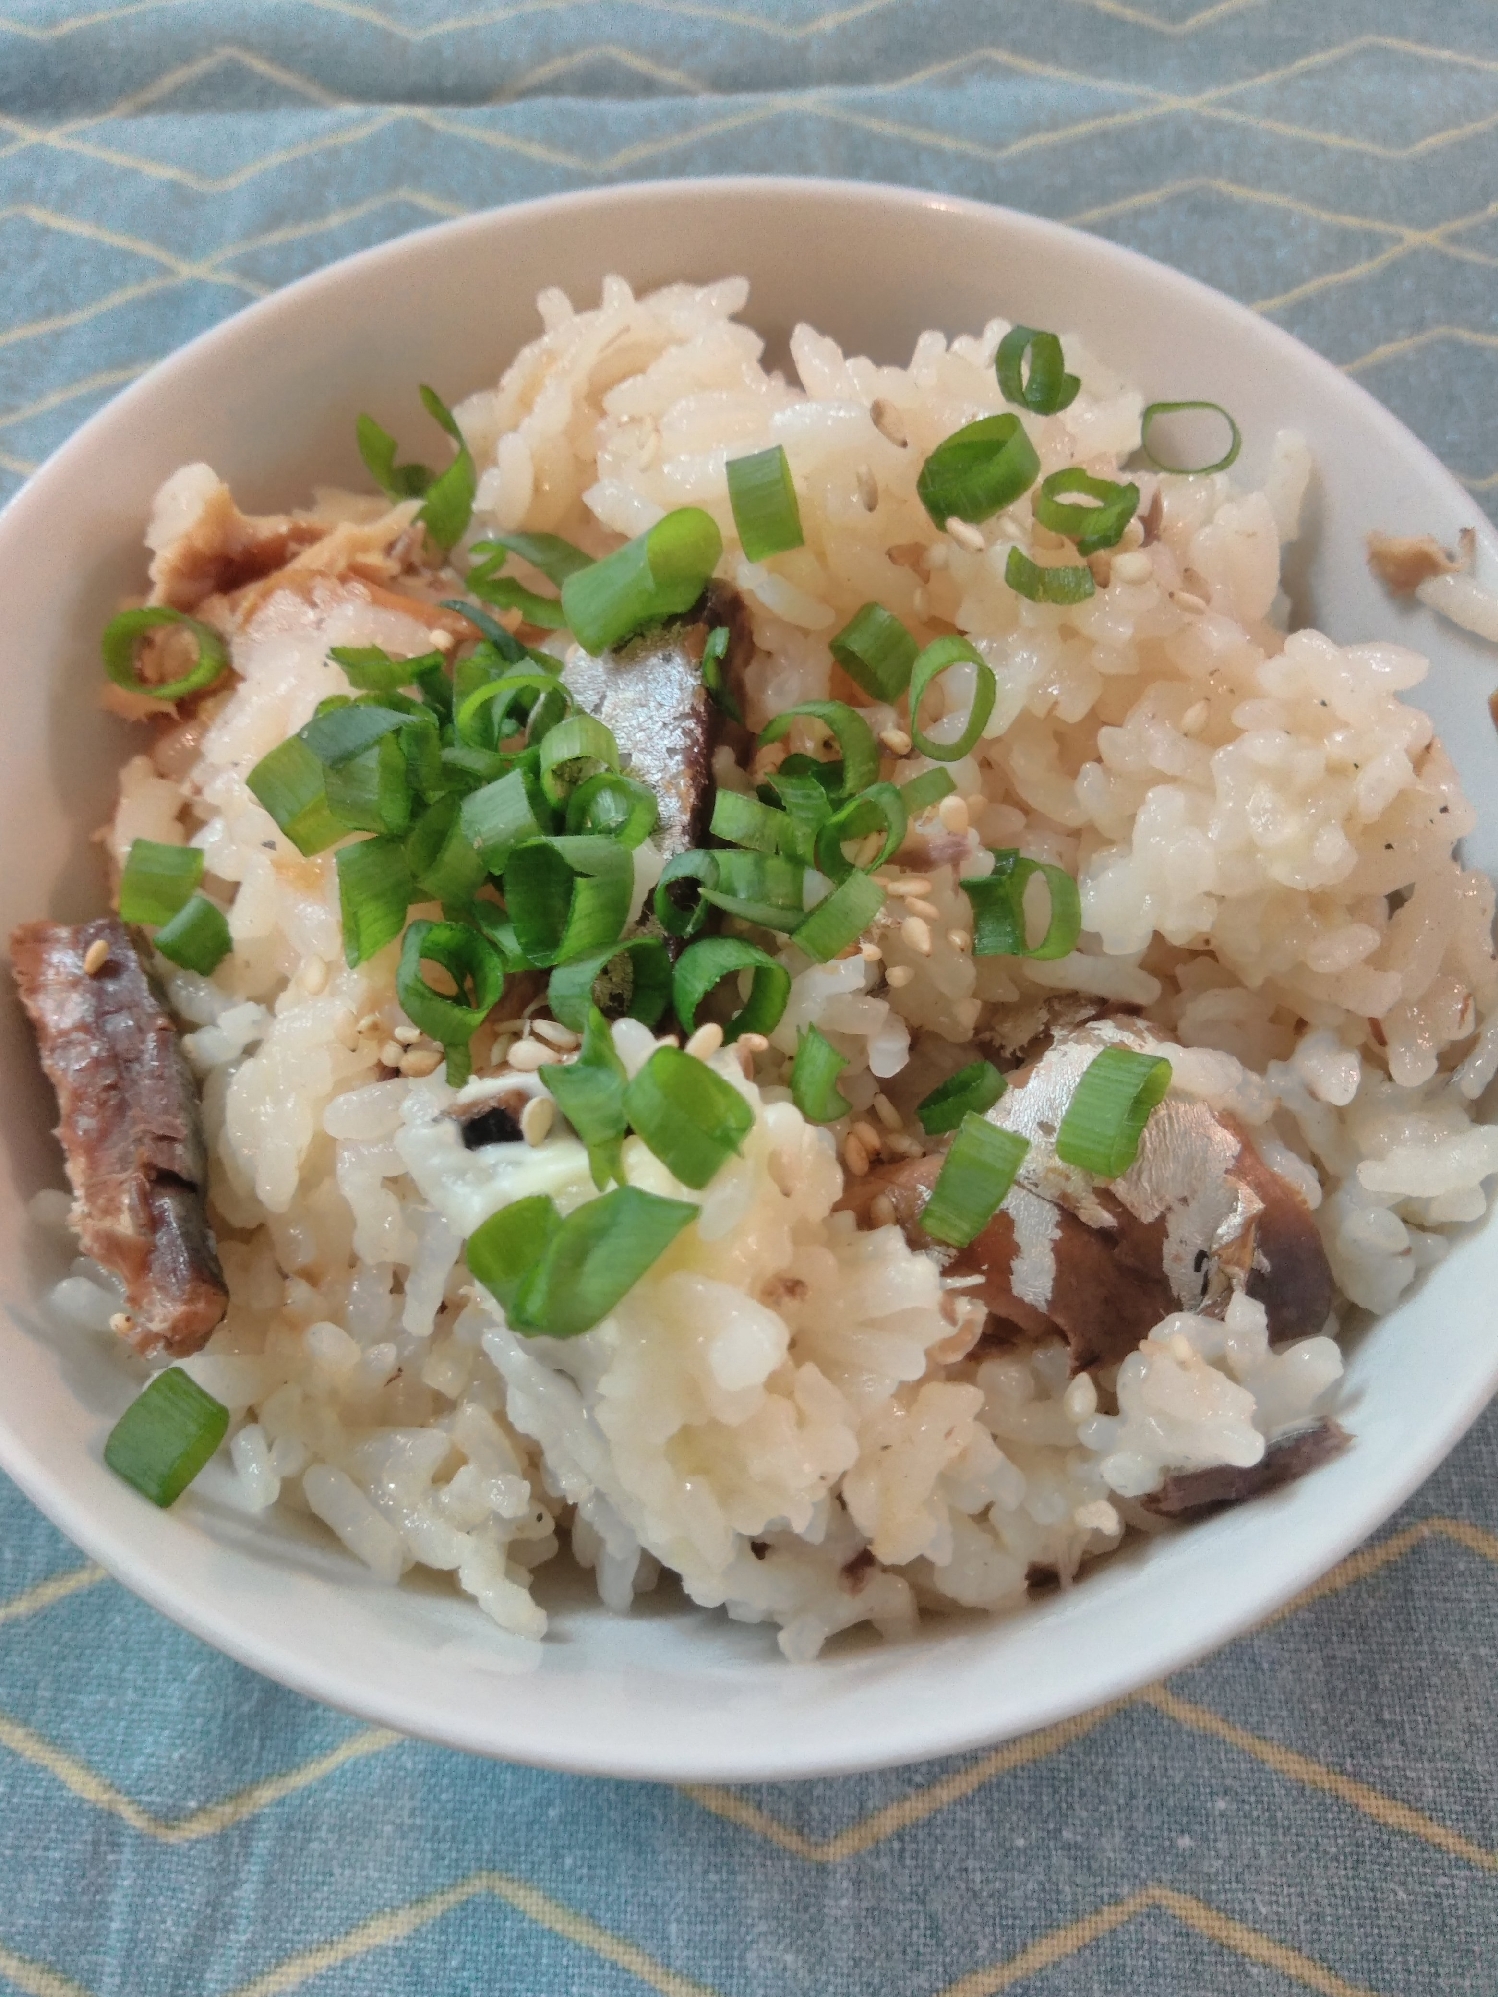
[2,3,1497,1991]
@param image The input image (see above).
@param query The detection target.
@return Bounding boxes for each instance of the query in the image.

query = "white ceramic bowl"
[3,178,1496,1783]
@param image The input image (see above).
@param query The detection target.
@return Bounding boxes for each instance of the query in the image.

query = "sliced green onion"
[653,849,719,941]
[503,838,632,968]
[442,601,529,666]
[455,668,571,752]
[995,326,1080,416]
[324,733,414,837]
[118,839,202,927]
[565,771,657,847]
[1005,547,1095,605]
[921,1114,1030,1248]
[1033,469,1139,556]
[793,870,884,962]
[101,606,228,702]
[469,1186,699,1339]
[469,573,568,628]
[541,1005,628,1189]
[700,850,809,932]
[546,935,672,1034]
[757,701,879,801]
[448,897,527,969]
[560,508,723,654]
[356,412,431,502]
[301,703,411,768]
[329,645,442,695]
[727,444,804,561]
[791,1024,850,1123]
[440,744,510,793]
[154,893,231,974]
[460,762,552,873]
[909,637,996,762]
[917,414,1040,527]
[103,1367,229,1506]
[701,624,741,722]
[710,788,795,856]
[336,836,413,968]
[407,794,486,904]
[400,713,446,800]
[900,766,958,817]
[396,918,504,1087]
[247,736,345,857]
[829,601,918,703]
[623,1046,754,1190]
[415,385,476,550]
[411,658,454,724]
[672,936,790,1041]
[814,781,907,881]
[917,1061,1006,1136]
[776,752,845,798]
[473,532,593,587]
[1055,1045,1172,1178]
[537,712,619,807]
[962,851,1081,961]
[1139,400,1242,475]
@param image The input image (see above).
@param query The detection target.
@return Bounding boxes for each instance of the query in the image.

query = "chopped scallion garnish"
[961,850,1081,961]
[357,412,432,501]
[671,936,790,1041]
[414,385,476,550]
[118,839,203,927]
[395,918,504,1086]
[1054,1045,1172,1178]
[336,835,413,968]
[103,1367,230,1507]
[324,732,415,837]
[503,837,632,968]
[329,645,442,695]
[710,788,796,857]
[560,508,723,654]
[1005,547,1095,605]
[920,1114,1030,1248]
[908,637,997,762]
[546,935,672,1035]
[247,736,346,856]
[154,893,232,974]
[700,623,741,722]
[900,766,958,817]
[653,850,720,941]
[537,712,619,808]
[565,771,657,847]
[623,1046,754,1190]
[459,762,552,873]
[1139,400,1242,476]
[829,602,918,703]
[467,1185,699,1338]
[814,781,907,881]
[791,1024,851,1123]
[917,1060,1005,1136]
[1032,469,1140,556]
[995,326,1080,416]
[727,444,805,562]
[793,869,884,962]
[407,793,487,905]
[541,1004,628,1188]
[757,701,879,801]
[101,606,228,703]
[917,414,1040,527]
[473,532,593,587]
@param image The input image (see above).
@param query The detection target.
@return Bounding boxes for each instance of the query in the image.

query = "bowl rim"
[3,172,1496,1782]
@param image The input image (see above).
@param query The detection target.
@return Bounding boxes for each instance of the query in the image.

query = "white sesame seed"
[901,917,933,957]
[507,1038,559,1071]
[108,1311,134,1337]
[954,996,982,1032]
[885,1131,923,1157]
[859,941,883,963]
[852,1119,883,1156]
[1180,700,1210,737]
[905,897,942,922]
[843,1133,870,1177]
[886,964,915,989]
[532,1018,581,1050]
[945,516,985,554]
[379,1039,405,1069]
[1087,552,1112,589]
[521,1095,555,1146]
[392,1023,422,1044]
[429,628,455,651]
[937,794,970,836]
[879,727,912,756]
[947,928,973,954]
[1172,590,1209,615]
[82,938,110,977]
[869,1192,897,1228]
[887,876,933,897]
[684,1021,724,1060]
[871,1092,902,1131]
[300,955,328,995]
[736,1031,769,1055]
[1111,550,1153,584]
[853,832,884,868]
[1064,1372,1098,1420]
[357,1013,383,1036]
[870,399,908,447]
[399,1047,444,1078]
[912,586,930,618]
[1118,518,1145,551]
[855,465,878,511]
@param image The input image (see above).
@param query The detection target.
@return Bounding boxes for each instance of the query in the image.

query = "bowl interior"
[2,179,1497,1782]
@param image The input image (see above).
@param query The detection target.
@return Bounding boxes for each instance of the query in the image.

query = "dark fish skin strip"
[11,915,228,1356]
[1141,1418,1351,1519]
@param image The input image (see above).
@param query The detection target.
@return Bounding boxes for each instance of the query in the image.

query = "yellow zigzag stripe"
[684,1701,1124,1861]
[938,1883,1382,1997]
[0,1943,92,1997]
[1058,0,1265,33]
[0,448,36,477]
[0,1566,103,1627]
[0,1709,401,1841]
[1346,326,1498,374]
[1463,470,1498,491]
[223,1870,723,1997]
[0,363,147,431]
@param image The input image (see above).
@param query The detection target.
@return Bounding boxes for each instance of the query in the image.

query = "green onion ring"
[1139,400,1242,476]
[103,1367,230,1507]
[1054,1044,1173,1178]
[101,606,228,702]
[920,1114,1031,1248]
[961,850,1081,961]
[1005,547,1096,606]
[727,444,805,562]
[118,839,203,927]
[546,935,672,1033]
[995,326,1081,417]
[565,771,658,847]
[757,700,879,801]
[813,781,908,882]
[828,601,918,703]
[622,1046,754,1190]
[396,918,505,1087]
[537,712,619,807]
[469,1186,699,1340]
[672,936,791,1041]
[916,414,1041,528]
[653,850,720,940]
[1032,469,1139,557]
[916,1060,1006,1136]
[793,870,884,963]
[908,637,997,762]
[791,1024,851,1124]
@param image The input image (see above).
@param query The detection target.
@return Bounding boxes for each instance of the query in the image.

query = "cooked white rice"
[53,274,1498,1659]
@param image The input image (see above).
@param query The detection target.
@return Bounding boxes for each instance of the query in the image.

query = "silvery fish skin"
[560,584,750,863]
[842,1015,1335,1371]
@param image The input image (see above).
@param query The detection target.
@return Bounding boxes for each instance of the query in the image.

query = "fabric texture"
[2,3,1497,1990]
